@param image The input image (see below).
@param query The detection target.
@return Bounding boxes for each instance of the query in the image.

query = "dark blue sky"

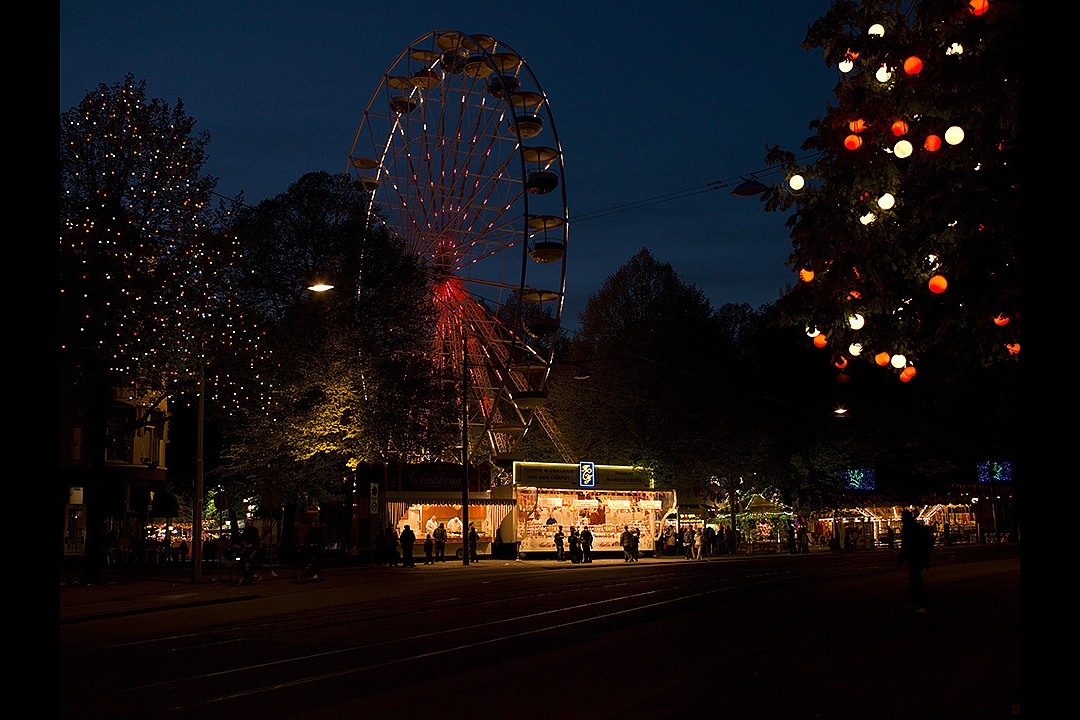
[60,1,836,325]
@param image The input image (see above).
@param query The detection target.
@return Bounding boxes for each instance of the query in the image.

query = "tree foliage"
[763,0,1019,383]
[552,249,769,489]
[215,172,456,503]
[61,74,221,396]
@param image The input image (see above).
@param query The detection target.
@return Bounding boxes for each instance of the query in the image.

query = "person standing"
[620,525,634,563]
[423,534,434,565]
[898,510,932,612]
[373,527,386,566]
[468,525,480,562]
[568,527,581,563]
[554,525,565,561]
[399,524,417,568]
[581,525,594,564]
[386,526,400,567]
[433,523,448,562]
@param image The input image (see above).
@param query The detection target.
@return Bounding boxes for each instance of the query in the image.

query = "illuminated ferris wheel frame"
[347,30,569,465]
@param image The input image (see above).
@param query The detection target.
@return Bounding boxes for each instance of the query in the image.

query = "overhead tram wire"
[568,153,822,225]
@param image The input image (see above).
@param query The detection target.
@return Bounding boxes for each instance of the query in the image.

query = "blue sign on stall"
[579,461,595,488]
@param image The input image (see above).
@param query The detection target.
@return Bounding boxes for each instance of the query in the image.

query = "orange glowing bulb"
[849,118,867,133]
[924,135,942,152]
[874,352,891,366]
[799,267,815,283]
[891,120,909,136]
[844,134,863,150]
[903,56,923,75]
[969,0,989,16]
[928,274,948,293]
[1006,343,1020,355]
[993,314,1010,326]
[813,334,828,348]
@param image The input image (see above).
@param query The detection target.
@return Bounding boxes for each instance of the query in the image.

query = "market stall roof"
[741,494,789,514]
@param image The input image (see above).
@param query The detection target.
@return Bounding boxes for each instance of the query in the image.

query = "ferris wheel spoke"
[348,31,568,463]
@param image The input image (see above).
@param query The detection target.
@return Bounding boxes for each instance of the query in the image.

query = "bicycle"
[232,548,263,586]
[293,548,322,583]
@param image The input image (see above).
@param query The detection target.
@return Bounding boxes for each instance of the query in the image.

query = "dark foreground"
[61,544,1020,719]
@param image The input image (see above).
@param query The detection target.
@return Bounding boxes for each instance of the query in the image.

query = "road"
[61,545,1020,720]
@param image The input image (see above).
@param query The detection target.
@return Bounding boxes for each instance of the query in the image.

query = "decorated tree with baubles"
[762,0,1018,383]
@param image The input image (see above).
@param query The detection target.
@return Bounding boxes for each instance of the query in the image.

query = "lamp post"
[461,331,470,566]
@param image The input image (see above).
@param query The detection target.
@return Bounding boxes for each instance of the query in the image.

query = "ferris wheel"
[347,30,570,466]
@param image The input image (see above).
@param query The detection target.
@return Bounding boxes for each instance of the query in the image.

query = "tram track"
[62,562,803,719]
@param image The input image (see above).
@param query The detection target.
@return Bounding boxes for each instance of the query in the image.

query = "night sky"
[60,1,836,327]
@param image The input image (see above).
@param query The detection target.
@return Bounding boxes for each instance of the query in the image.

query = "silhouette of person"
[433,523,448,562]
[898,510,932,612]
[399,524,417,568]
[468,525,480,562]
[620,525,634,562]
[553,526,565,561]
[581,526,593,563]
[374,527,387,566]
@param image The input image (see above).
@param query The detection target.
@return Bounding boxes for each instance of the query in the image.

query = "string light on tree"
[763,0,1019,382]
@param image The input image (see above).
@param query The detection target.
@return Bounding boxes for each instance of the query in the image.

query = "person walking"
[898,510,933,612]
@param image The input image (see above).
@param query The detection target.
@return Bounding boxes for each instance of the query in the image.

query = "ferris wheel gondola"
[347,30,569,466]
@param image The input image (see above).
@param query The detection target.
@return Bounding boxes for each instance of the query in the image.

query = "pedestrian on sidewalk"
[400,525,416,568]
[898,510,933,612]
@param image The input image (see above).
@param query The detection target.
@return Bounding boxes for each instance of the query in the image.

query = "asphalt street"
[60,544,1020,720]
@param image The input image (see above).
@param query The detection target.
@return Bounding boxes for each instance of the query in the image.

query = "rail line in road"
[62,561,800,719]
[61,546,1019,720]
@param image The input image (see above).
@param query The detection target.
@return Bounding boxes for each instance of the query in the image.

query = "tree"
[61,76,224,576]
[61,74,219,394]
[552,249,756,489]
[216,172,456,507]
[763,0,1019,384]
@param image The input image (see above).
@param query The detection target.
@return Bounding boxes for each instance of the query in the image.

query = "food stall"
[739,494,794,553]
[513,462,676,556]
[386,491,516,559]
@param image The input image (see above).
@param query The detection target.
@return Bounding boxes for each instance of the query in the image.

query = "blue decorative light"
[977,461,1012,483]
[841,468,875,491]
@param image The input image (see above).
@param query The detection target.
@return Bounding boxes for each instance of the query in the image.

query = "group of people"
[551,525,597,564]
[374,522,481,567]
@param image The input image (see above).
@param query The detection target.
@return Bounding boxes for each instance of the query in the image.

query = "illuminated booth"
[513,462,676,557]
[386,492,516,559]
[377,463,516,559]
